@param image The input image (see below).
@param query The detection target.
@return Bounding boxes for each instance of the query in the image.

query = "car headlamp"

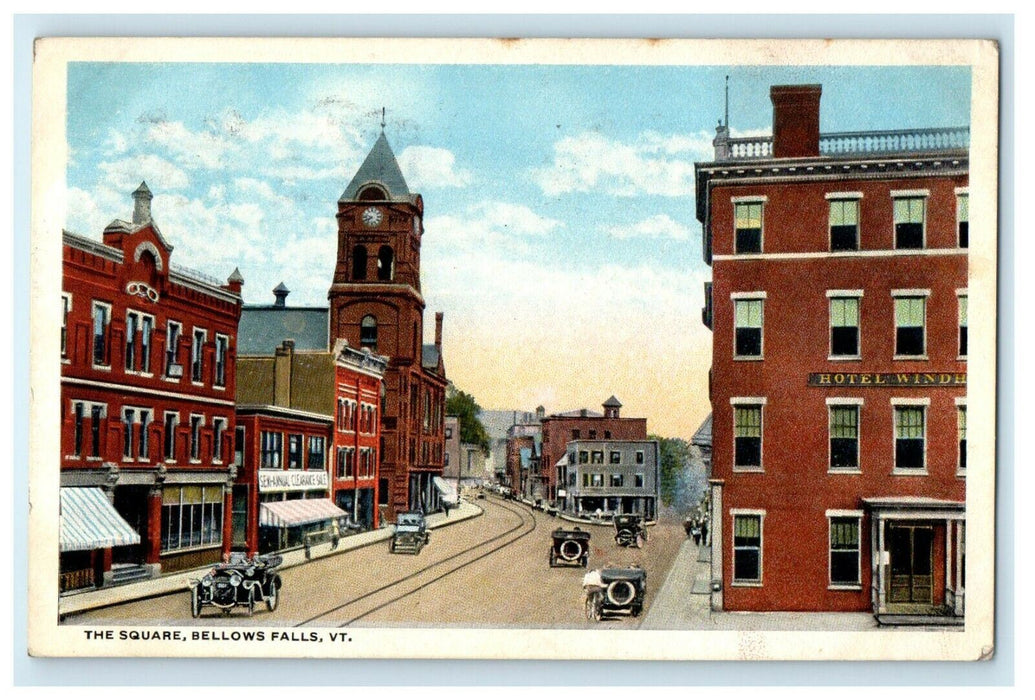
[229,573,243,587]
[202,575,213,587]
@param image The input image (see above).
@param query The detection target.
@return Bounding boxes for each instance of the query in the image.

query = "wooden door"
[888,524,933,604]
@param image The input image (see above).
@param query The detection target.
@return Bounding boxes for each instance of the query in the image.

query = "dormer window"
[358,185,387,200]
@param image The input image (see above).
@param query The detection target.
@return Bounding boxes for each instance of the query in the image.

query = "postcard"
[28,37,998,660]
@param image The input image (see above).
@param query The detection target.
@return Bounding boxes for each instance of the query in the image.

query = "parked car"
[584,566,647,621]
[613,514,648,548]
[390,511,430,554]
[189,553,283,617]
[549,527,591,567]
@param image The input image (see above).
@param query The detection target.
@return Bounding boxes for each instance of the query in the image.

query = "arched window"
[377,246,394,281]
[352,245,368,280]
[360,315,378,350]
[359,185,387,201]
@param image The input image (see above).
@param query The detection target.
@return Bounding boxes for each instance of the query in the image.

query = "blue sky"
[64,62,971,436]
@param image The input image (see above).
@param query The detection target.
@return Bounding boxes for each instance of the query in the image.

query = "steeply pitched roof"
[238,306,329,355]
[340,132,411,202]
[603,395,623,407]
[421,344,441,372]
[691,414,713,448]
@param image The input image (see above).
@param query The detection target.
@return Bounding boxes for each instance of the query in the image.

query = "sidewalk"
[641,537,878,631]
[59,500,483,617]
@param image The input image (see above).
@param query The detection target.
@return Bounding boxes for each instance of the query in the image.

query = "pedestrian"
[692,524,702,546]
[700,519,708,545]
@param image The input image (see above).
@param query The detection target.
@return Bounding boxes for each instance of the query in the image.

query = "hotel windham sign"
[808,372,967,387]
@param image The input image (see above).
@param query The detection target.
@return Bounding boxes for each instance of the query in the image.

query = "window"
[352,245,368,280]
[234,426,245,467]
[579,450,589,465]
[829,295,860,358]
[337,448,354,479]
[636,451,645,465]
[212,418,226,464]
[260,431,282,469]
[72,401,84,456]
[92,302,110,366]
[360,315,377,351]
[165,321,182,378]
[214,335,228,387]
[958,294,968,358]
[161,485,223,553]
[191,329,206,383]
[957,192,969,248]
[734,201,763,254]
[894,295,927,357]
[287,434,303,469]
[90,405,103,457]
[122,408,136,459]
[734,298,764,358]
[733,513,763,583]
[445,427,452,439]
[591,451,604,465]
[163,412,178,461]
[125,311,139,371]
[733,405,763,469]
[609,451,621,464]
[828,198,860,251]
[377,245,394,281]
[308,436,326,470]
[138,410,151,460]
[140,315,153,373]
[829,516,861,586]
[893,196,926,249]
[588,430,597,439]
[61,294,70,357]
[189,415,203,462]
[829,405,860,470]
[958,405,967,473]
[610,474,624,488]
[572,430,581,440]
[590,473,604,487]
[444,452,450,466]
[635,473,645,488]
[894,406,926,471]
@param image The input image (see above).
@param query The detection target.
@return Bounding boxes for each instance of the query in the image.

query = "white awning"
[259,498,347,528]
[555,453,569,468]
[432,476,459,504]
[60,487,141,552]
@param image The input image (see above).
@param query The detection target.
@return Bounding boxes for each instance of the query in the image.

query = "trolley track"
[295,497,539,627]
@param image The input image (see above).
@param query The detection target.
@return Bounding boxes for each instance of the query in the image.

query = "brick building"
[539,397,648,506]
[697,85,968,619]
[59,183,242,590]
[233,321,387,554]
[327,130,448,518]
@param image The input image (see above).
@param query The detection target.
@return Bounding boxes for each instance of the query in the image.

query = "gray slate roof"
[238,306,329,355]
[421,344,440,371]
[691,414,713,448]
[340,132,411,202]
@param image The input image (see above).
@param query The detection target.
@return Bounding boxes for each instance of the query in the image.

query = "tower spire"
[381,107,386,132]
[724,75,730,128]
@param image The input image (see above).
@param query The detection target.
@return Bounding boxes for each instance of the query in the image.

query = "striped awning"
[432,476,459,504]
[259,498,347,528]
[59,487,141,553]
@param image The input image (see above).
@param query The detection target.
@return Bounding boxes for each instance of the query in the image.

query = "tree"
[650,435,693,508]
[445,383,490,453]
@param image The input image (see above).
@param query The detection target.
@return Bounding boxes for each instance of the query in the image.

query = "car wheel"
[632,604,643,617]
[559,540,583,562]
[190,587,201,619]
[581,556,588,568]
[549,551,556,567]
[585,592,603,622]
[607,580,637,607]
[389,541,396,553]
[266,580,279,612]
[247,588,255,617]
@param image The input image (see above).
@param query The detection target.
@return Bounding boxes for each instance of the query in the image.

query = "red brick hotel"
[697,85,968,622]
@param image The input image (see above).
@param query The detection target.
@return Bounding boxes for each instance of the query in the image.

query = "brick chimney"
[274,339,295,407]
[770,85,822,158]
[435,312,443,348]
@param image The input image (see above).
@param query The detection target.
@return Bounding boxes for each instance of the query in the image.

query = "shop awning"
[432,476,459,505]
[59,487,141,553]
[259,498,347,528]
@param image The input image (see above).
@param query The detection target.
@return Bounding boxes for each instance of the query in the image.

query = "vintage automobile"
[188,553,283,617]
[584,566,647,621]
[613,514,648,548]
[548,526,591,567]
[390,511,430,554]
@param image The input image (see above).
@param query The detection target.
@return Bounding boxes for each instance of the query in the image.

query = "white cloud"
[143,120,232,170]
[532,131,700,198]
[605,214,692,241]
[397,146,473,190]
[425,201,562,255]
[97,154,191,192]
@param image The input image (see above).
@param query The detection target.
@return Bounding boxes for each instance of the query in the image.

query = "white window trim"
[957,403,967,477]
[732,297,765,361]
[165,320,183,383]
[828,293,862,361]
[892,293,928,361]
[825,191,864,200]
[957,291,968,361]
[730,195,768,204]
[211,417,227,465]
[90,300,113,370]
[954,186,970,196]
[213,333,230,389]
[891,401,928,475]
[891,289,932,298]
[136,408,152,462]
[891,189,931,198]
[730,509,765,587]
[891,193,928,250]
[732,199,766,255]
[826,512,863,590]
[121,406,139,462]
[731,401,765,473]
[827,402,862,474]
[188,413,206,464]
[191,328,208,386]
[163,411,180,463]
[955,396,967,406]
[61,292,72,362]
[730,396,768,405]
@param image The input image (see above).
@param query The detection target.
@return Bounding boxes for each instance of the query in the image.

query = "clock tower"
[328,129,448,519]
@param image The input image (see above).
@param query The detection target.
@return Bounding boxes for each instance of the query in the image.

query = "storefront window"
[161,485,223,552]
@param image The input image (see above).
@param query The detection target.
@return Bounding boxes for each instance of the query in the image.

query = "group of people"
[684,516,708,546]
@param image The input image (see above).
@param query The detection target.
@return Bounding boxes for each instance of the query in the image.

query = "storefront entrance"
[887,524,934,604]
[112,486,149,565]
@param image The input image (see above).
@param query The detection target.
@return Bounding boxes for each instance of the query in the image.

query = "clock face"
[362,207,383,228]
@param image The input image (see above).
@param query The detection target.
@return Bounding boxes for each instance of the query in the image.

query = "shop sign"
[258,469,329,492]
[808,372,967,387]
